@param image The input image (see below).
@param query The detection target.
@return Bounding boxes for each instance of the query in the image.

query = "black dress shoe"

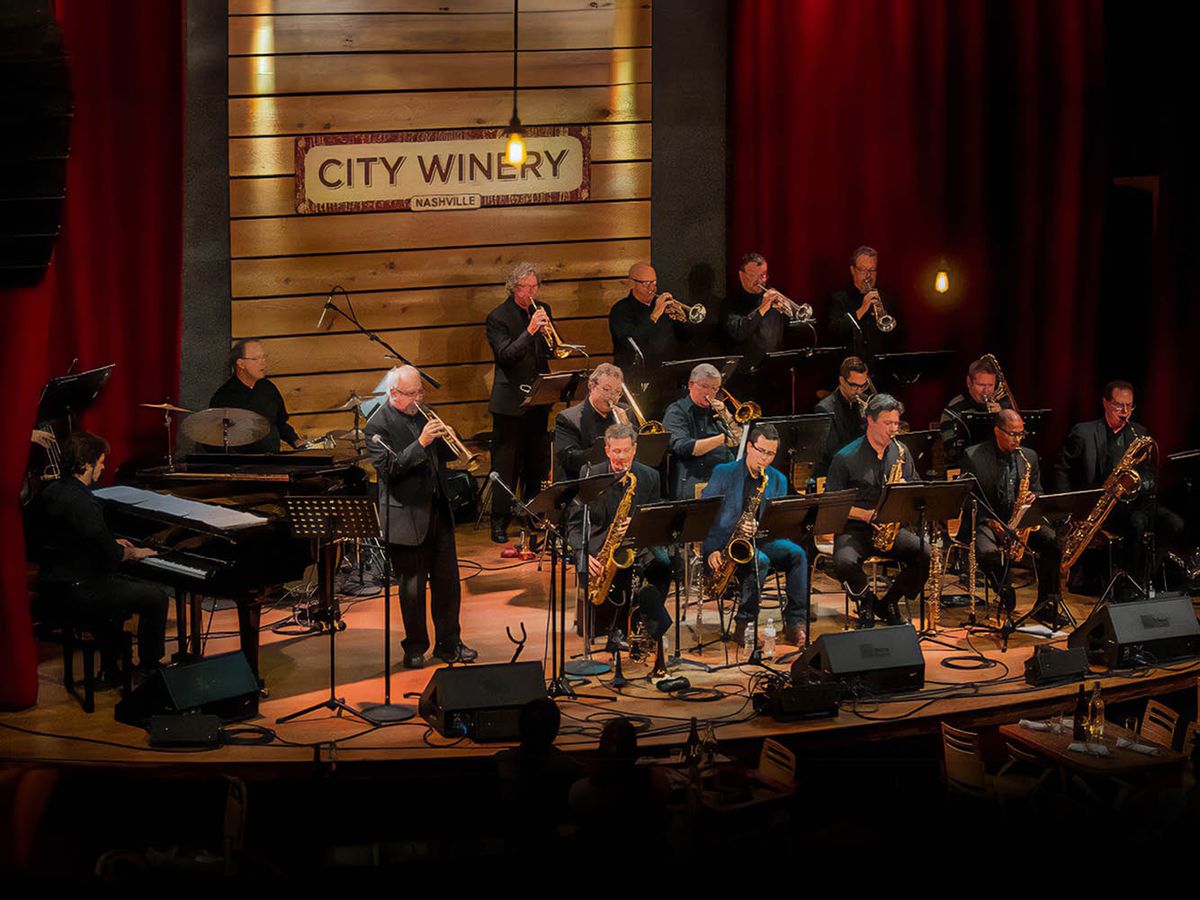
[434,642,478,664]
[490,521,509,544]
[402,654,426,669]
[876,596,904,627]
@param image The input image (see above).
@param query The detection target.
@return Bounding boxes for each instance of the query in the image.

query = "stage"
[4,523,1198,772]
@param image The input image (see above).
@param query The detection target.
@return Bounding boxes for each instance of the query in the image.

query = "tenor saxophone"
[872,440,907,552]
[588,471,638,606]
[1005,450,1036,563]
[705,471,768,602]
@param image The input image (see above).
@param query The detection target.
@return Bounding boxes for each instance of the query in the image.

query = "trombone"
[415,402,484,473]
[765,288,814,323]
[529,297,580,359]
[616,383,666,434]
[979,352,1018,412]
[717,388,761,425]
[661,294,707,324]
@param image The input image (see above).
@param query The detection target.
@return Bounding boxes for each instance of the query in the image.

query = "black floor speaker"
[1067,593,1200,668]
[792,625,925,696]
[115,651,260,727]
[419,661,545,741]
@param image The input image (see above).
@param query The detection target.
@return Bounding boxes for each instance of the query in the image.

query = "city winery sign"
[294,126,590,214]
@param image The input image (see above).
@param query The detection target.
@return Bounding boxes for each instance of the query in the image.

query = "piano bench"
[31,588,134,714]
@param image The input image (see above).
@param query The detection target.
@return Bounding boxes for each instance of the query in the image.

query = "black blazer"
[365,402,454,546]
[962,440,1043,523]
[553,398,615,482]
[567,460,662,559]
[1053,418,1152,494]
[486,294,553,416]
[827,287,896,358]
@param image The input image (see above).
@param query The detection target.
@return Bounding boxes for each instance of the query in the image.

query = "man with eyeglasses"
[609,262,691,380]
[554,363,625,481]
[700,422,808,646]
[814,356,871,477]
[208,339,300,454]
[365,365,477,667]
[662,363,735,499]
[939,356,1013,467]
[825,394,929,627]
[1055,380,1184,596]
[961,409,1064,625]
[827,246,896,360]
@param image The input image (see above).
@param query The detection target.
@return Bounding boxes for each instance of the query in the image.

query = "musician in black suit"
[486,262,556,543]
[569,423,673,643]
[939,356,1014,467]
[208,339,300,454]
[827,246,897,361]
[30,433,167,677]
[553,363,623,481]
[960,410,1063,623]
[814,356,869,477]
[721,252,790,397]
[825,394,929,627]
[1054,380,1183,593]
[608,262,690,381]
[365,366,476,668]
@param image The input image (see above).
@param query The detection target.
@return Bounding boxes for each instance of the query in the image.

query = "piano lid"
[95,485,269,532]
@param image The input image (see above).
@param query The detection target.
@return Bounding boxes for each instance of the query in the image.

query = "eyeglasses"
[1106,400,1135,412]
[392,387,424,398]
[843,379,869,391]
[853,265,878,275]
[630,278,657,286]
[749,443,777,458]
[999,430,1026,440]
[243,354,267,362]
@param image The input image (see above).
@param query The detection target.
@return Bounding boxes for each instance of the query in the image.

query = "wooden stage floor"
[4,525,1199,771]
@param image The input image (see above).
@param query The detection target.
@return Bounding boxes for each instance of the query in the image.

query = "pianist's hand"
[118,539,157,561]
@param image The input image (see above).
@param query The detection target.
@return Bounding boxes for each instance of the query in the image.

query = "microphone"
[371,433,397,456]
[627,337,645,367]
[488,470,517,500]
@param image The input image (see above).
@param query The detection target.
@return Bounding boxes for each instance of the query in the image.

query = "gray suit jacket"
[365,402,454,546]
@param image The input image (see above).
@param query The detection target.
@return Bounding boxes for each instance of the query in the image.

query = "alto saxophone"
[872,440,907,552]
[706,471,768,602]
[588,471,638,606]
[1004,450,1036,563]
[1060,435,1156,576]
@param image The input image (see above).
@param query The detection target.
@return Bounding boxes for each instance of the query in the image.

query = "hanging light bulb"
[505,113,526,166]
[935,269,950,294]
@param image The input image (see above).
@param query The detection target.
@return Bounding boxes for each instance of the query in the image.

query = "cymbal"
[142,402,192,413]
[334,390,384,411]
[181,407,271,447]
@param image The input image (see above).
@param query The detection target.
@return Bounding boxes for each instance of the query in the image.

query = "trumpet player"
[701,423,808,647]
[827,246,896,360]
[814,356,870,477]
[662,363,735,500]
[825,394,928,628]
[365,365,476,667]
[609,262,694,379]
[960,410,1063,623]
[1054,381,1183,596]
[486,262,554,544]
[939,356,1013,467]
[568,423,673,643]
[722,252,788,380]
[554,363,624,481]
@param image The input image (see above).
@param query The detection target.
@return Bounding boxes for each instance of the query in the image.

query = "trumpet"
[529,297,577,359]
[661,294,707,324]
[717,388,761,425]
[415,402,484,473]
[616,383,666,434]
[862,275,897,332]
[765,288,813,322]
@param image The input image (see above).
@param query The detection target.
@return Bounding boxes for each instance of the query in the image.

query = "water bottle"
[743,619,756,657]
[762,617,777,659]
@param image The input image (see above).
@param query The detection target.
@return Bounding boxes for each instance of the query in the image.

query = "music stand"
[651,355,743,401]
[584,433,670,470]
[277,496,380,725]
[525,473,618,695]
[521,369,589,408]
[36,363,115,430]
[875,479,975,644]
[758,414,833,492]
[896,429,939,479]
[762,347,845,414]
[624,497,723,668]
[873,350,955,387]
[758,490,856,657]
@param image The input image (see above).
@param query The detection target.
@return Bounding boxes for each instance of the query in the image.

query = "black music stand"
[584,432,670,471]
[36,363,114,430]
[277,496,380,725]
[520,370,589,408]
[875,479,974,645]
[650,355,743,403]
[758,491,856,660]
[761,347,845,414]
[524,473,618,696]
[873,350,955,387]
[896,429,939,479]
[623,497,723,669]
[758,414,833,492]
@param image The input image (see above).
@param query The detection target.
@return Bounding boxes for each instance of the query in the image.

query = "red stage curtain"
[729,0,1106,437]
[0,0,182,709]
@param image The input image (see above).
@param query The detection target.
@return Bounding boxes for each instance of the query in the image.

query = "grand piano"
[97,452,367,682]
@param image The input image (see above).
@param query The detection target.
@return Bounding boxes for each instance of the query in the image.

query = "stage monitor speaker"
[1067,593,1200,668]
[419,661,545,742]
[1024,645,1089,687]
[115,651,259,727]
[791,624,924,696]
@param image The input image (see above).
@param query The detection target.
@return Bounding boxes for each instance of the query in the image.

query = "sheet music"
[94,485,268,530]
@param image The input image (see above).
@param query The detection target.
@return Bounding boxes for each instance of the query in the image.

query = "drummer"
[207,339,300,454]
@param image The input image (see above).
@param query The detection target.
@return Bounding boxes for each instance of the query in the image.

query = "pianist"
[208,339,300,454]
[365,366,477,668]
[30,433,168,677]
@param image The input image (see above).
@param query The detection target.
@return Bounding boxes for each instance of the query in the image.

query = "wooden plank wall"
[227,0,652,443]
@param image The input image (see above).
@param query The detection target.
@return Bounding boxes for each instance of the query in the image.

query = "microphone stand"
[320,286,442,390]
[360,435,416,724]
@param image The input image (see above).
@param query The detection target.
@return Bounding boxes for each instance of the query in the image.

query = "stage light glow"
[935,270,950,294]
[505,123,526,166]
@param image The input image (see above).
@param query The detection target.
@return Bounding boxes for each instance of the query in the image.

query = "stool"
[31,583,133,713]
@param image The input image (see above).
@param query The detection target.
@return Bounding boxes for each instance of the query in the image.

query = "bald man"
[960,409,1064,625]
[608,262,693,380]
